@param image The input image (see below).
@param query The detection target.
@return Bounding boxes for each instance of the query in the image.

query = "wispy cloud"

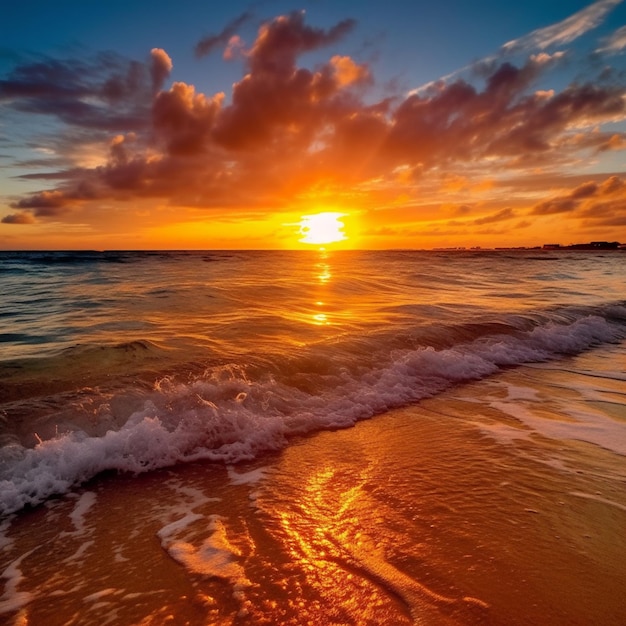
[194,11,255,58]
[502,0,623,53]
[415,0,623,94]
[596,24,626,52]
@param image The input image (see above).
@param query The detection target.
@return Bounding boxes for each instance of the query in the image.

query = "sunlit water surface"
[0,249,625,624]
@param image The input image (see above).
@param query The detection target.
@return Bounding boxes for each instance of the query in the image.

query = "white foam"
[502,383,541,403]
[65,539,95,564]
[0,550,35,615]
[113,547,129,563]
[156,513,204,542]
[158,514,249,587]
[476,421,534,447]
[83,588,120,602]
[227,466,269,485]
[1,309,624,515]
[490,400,626,456]
[68,491,97,534]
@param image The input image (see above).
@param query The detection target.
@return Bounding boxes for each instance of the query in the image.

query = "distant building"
[543,241,622,250]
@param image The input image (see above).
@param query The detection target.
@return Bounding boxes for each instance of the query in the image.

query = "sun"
[299,212,347,245]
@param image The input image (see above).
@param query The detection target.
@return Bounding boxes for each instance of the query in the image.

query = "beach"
[1,250,625,624]
[2,344,625,625]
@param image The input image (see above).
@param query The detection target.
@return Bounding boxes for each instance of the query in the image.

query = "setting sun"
[299,212,347,245]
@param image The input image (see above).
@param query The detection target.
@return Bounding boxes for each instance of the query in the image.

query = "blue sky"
[1,0,625,249]
[3,1,618,96]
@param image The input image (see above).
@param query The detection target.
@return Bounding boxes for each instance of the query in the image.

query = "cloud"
[587,213,626,226]
[571,181,598,198]
[10,189,74,216]
[211,12,362,150]
[596,24,626,53]
[223,35,246,61]
[329,55,371,87]
[2,11,626,232]
[415,1,621,95]
[382,59,625,171]
[502,0,624,54]
[473,207,515,225]
[153,82,224,155]
[532,196,578,215]
[531,175,626,217]
[599,174,625,193]
[150,48,173,92]
[195,11,254,58]
[1,212,36,224]
[598,133,626,151]
[0,51,158,132]
[248,11,356,75]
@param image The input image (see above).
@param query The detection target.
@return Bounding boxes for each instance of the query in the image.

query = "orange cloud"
[329,55,371,87]
[3,10,626,249]
[153,82,224,155]
[1,212,36,224]
[150,48,173,92]
[531,175,626,222]
[223,36,246,61]
[473,207,515,225]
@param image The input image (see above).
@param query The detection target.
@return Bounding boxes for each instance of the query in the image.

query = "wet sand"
[1,350,625,625]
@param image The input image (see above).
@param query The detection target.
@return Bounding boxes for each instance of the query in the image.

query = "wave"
[1,303,625,516]
[0,251,232,268]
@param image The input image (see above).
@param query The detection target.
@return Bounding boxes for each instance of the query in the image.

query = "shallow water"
[0,249,625,623]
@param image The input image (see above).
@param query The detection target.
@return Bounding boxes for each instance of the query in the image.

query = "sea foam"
[0,307,624,516]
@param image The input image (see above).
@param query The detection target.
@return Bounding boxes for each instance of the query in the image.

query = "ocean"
[0,249,625,625]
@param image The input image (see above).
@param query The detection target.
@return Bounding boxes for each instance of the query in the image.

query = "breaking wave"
[1,303,625,515]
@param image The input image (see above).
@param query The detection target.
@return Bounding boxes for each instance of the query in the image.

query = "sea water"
[0,249,625,624]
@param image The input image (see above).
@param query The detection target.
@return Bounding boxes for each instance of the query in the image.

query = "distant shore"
[433,241,625,252]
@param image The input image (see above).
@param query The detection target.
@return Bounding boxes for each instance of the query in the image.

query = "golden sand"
[1,359,625,625]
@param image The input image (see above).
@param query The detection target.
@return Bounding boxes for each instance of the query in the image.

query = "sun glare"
[299,212,347,245]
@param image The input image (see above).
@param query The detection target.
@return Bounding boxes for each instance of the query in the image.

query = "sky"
[1,0,625,250]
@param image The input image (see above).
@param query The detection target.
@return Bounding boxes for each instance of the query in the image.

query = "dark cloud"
[473,207,515,225]
[531,197,577,215]
[571,181,598,198]
[1,212,35,224]
[194,11,254,58]
[153,83,223,155]
[0,56,93,100]
[212,13,364,151]
[377,53,626,172]
[531,175,626,218]
[10,190,74,217]
[0,51,159,132]
[248,11,356,76]
[11,189,68,210]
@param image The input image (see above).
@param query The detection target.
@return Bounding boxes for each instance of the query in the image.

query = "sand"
[1,350,625,625]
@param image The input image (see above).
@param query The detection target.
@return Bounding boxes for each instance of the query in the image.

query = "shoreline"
[1,345,625,625]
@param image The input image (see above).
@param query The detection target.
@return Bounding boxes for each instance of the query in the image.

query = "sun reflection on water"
[316,261,332,283]
[311,250,333,325]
